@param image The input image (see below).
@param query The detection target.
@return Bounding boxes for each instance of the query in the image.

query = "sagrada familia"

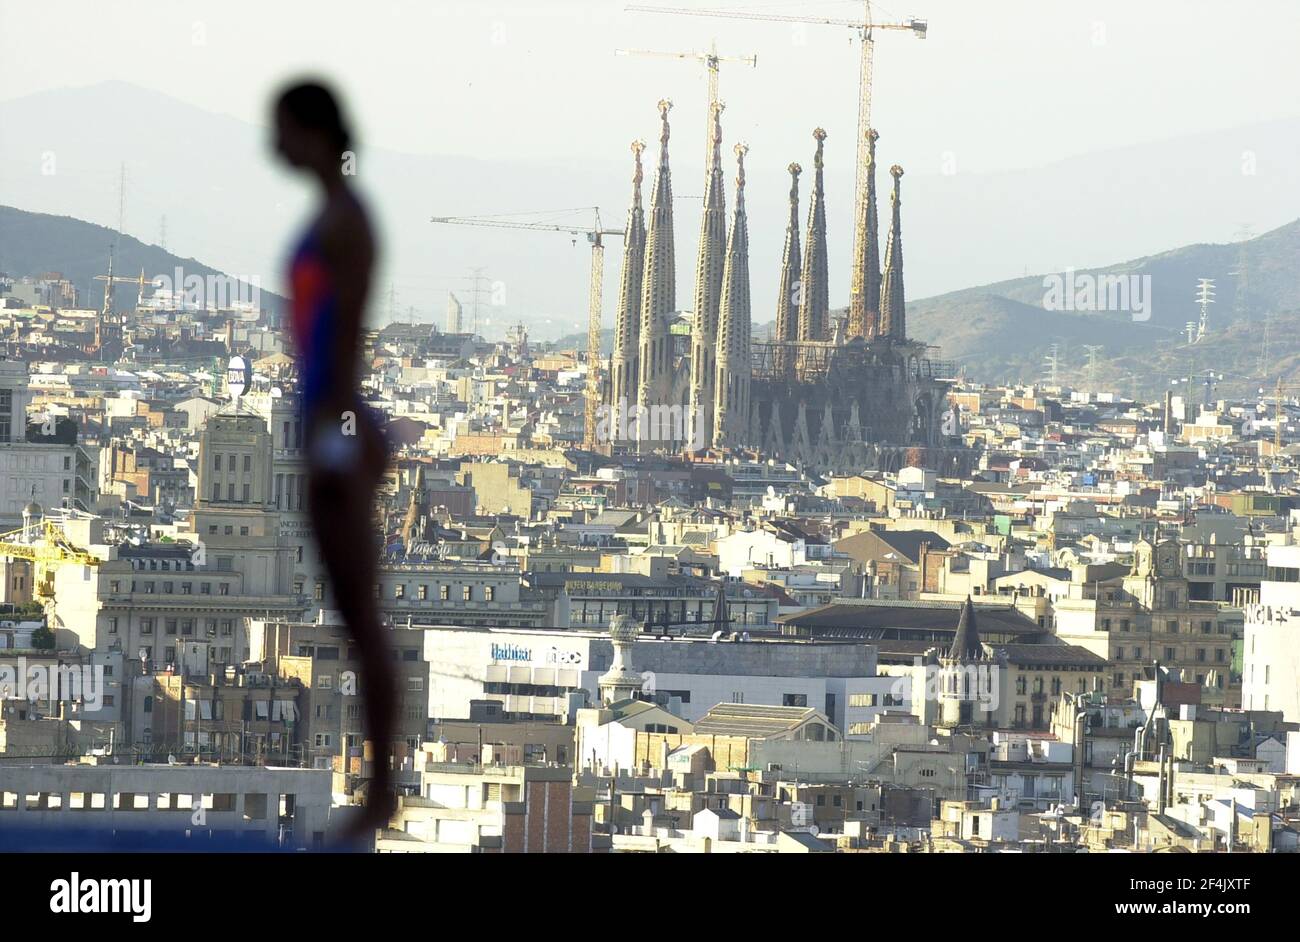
[604,99,965,475]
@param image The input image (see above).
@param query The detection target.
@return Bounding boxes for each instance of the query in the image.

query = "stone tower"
[636,100,678,451]
[687,102,728,454]
[849,128,882,340]
[797,128,830,342]
[773,162,802,379]
[878,164,906,340]
[939,597,989,727]
[712,143,751,450]
[607,140,647,436]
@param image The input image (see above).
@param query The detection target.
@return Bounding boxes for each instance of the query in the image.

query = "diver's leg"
[310,466,396,834]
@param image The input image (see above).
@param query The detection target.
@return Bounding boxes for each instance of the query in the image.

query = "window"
[243,455,252,472]
[782,693,808,707]
[417,585,428,601]
[141,618,154,635]
[462,586,472,601]
[484,585,495,601]
[395,584,405,600]
[214,454,222,471]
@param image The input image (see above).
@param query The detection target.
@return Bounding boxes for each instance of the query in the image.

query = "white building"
[716,527,806,578]
[1243,544,1300,722]
[0,358,95,521]
[421,625,895,732]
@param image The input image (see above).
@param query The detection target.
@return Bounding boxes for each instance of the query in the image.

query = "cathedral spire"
[713,143,750,450]
[797,128,829,342]
[879,164,906,340]
[773,162,802,378]
[688,101,728,454]
[608,140,647,432]
[849,128,882,340]
[636,100,677,450]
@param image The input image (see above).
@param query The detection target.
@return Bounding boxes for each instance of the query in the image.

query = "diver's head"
[273,80,353,175]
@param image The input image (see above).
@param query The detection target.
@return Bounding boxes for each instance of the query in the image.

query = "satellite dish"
[226,355,251,400]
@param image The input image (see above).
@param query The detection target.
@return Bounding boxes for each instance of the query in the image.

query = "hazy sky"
[4,0,1299,175]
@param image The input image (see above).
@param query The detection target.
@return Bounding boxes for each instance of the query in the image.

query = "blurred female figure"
[273,81,394,832]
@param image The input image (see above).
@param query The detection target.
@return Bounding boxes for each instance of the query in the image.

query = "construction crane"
[615,41,757,176]
[429,209,625,452]
[1267,379,1300,456]
[0,518,100,600]
[628,3,928,320]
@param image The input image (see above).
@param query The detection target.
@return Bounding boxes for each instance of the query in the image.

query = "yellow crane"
[627,3,928,319]
[615,41,757,176]
[429,209,625,453]
[0,518,100,600]
[1269,379,1300,455]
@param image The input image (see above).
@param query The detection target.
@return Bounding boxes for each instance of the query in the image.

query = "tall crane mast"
[628,3,928,319]
[429,210,625,453]
[1269,379,1300,456]
[615,41,757,178]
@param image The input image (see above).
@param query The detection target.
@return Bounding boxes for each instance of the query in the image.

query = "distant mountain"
[0,205,284,314]
[905,218,1300,394]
